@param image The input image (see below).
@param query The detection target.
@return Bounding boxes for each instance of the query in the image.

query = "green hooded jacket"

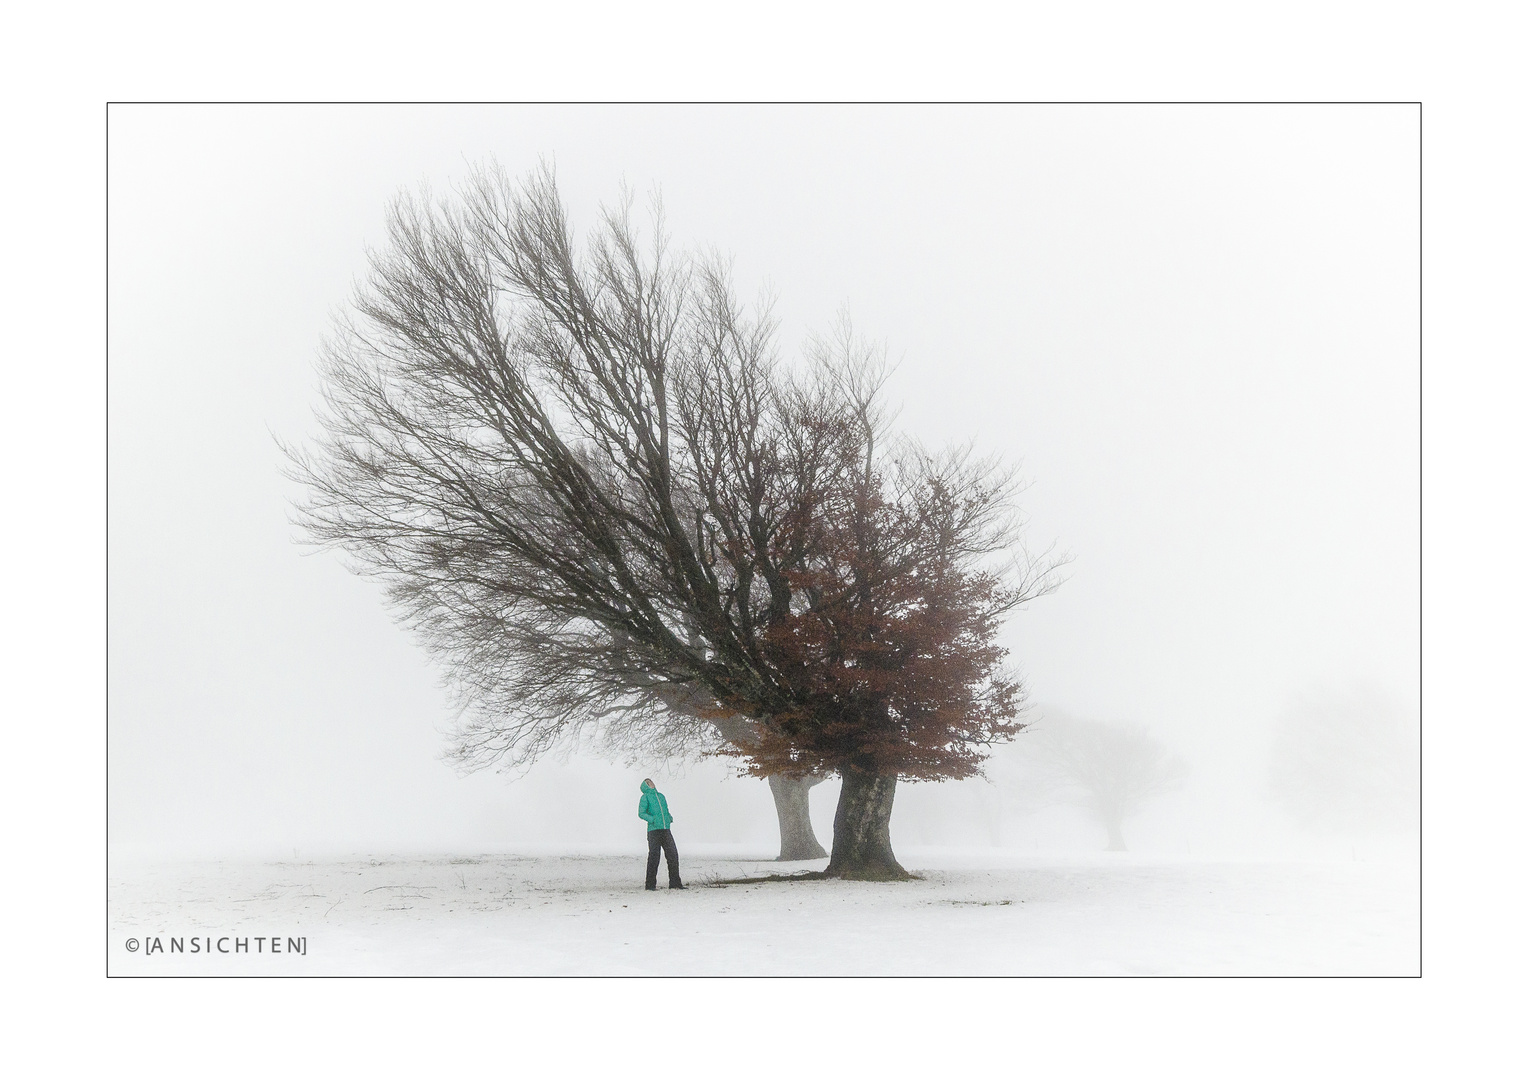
[638,783,674,831]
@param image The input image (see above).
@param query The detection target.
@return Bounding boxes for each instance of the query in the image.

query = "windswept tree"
[1027,712,1188,851]
[288,164,1062,879]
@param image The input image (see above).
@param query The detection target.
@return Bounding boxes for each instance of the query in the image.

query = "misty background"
[107,105,1418,860]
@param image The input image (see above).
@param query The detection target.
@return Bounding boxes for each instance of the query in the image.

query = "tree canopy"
[288,164,1063,878]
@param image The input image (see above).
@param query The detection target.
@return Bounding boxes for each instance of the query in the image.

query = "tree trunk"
[767,774,828,861]
[1104,813,1128,852]
[825,769,910,880]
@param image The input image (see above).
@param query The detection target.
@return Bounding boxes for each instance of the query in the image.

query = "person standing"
[638,778,685,890]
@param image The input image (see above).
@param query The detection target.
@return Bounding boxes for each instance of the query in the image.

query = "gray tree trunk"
[767,774,828,860]
[825,769,909,880]
[1104,813,1128,852]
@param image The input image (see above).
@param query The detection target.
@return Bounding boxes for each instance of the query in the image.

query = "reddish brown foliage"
[720,475,1029,782]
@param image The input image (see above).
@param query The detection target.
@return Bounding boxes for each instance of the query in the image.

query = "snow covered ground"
[108,846,1418,976]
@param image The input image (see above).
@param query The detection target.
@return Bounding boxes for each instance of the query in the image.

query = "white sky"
[108,104,1419,857]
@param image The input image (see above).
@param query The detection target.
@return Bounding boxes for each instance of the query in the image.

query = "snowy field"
[109,846,1417,976]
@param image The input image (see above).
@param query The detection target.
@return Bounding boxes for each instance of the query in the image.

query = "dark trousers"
[646,829,682,888]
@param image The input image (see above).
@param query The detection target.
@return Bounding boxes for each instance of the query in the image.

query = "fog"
[108,105,1418,861]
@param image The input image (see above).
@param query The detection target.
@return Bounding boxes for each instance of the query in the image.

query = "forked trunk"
[825,768,910,880]
[767,774,828,861]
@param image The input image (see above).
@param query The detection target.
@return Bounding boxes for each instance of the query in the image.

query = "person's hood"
[641,782,654,792]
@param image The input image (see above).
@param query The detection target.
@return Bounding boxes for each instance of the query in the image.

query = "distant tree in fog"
[1029,713,1188,851]
[285,163,1065,879]
[1267,686,1418,834]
